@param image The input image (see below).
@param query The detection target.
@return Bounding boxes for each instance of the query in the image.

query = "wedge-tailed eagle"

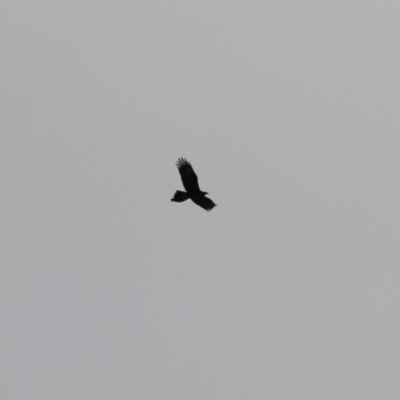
[171,158,217,211]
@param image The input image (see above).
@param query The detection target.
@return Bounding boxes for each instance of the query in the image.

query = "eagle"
[171,158,217,211]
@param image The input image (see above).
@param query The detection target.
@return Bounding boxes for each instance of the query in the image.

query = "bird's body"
[171,158,217,211]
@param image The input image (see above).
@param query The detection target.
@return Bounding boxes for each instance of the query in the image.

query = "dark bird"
[171,158,217,211]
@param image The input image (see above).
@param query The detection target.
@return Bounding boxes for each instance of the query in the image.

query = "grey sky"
[2,2,400,399]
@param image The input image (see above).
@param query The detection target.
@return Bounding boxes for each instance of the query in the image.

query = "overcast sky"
[2,2,400,399]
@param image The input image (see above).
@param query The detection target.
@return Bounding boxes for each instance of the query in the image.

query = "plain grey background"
[2,2,400,399]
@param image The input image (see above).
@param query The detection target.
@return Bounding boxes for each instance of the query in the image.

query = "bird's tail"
[171,190,189,202]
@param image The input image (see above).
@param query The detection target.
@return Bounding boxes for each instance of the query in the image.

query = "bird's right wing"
[176,158,201,193]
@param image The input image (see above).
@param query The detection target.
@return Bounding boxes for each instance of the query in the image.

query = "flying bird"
[171,158,217,211]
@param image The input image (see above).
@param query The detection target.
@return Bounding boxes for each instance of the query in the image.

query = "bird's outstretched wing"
[176,158,201,194]
[191,195,217,212]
